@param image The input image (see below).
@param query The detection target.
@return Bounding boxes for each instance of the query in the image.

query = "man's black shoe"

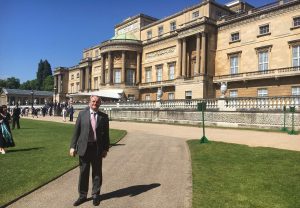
[93,195,100,206]
[73,197,87,206]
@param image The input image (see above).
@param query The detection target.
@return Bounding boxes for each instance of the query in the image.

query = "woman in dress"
[0,105,15,154]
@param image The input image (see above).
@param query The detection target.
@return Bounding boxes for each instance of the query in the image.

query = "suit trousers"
[78,144,102,198]
[12,118,20,129]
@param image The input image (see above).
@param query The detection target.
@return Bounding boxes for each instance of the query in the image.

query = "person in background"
[0,105,15,154]
[70,95,110,206]
[68,104,74,122]
[12,104,21,129]
[62,106,67,122]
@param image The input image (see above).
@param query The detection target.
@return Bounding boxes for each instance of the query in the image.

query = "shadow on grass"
[87,183,161,202]
[110,143,125,147]
[7,147,45,153]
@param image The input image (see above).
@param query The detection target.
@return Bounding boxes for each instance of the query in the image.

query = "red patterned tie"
[91,112,96,140]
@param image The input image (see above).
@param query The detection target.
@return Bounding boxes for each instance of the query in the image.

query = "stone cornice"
[143,36,178,49]
[218,1,300,31]
[100,45,142,53]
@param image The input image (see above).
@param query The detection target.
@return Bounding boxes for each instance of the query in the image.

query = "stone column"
[122,51,126,83]
[200,32,207,74]
[85,67,90,91]
[100,54,105,85]
[182,38,186,77]
[107,52,112,84]
[80,68,84,91]
[176,39,182,78]
[136,52,141,84]
[196,33,201,74]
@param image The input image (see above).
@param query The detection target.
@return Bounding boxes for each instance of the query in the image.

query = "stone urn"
[220,82,227,98]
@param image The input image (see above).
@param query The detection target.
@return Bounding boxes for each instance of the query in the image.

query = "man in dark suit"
[70,95,110,206]
[12,104,21,129]
[68,104,75,122]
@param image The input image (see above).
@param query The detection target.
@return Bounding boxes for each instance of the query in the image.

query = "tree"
[0,79,7,91]
[42,75,54,91]
[20,79,38,90]
[6,77,20,89]
[36,59,53,90]
[36,59,44,90]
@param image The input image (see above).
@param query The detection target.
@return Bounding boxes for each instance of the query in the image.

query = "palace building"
[53,0,300,103]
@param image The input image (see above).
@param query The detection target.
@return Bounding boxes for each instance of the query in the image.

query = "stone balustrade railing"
[85,96,300,111]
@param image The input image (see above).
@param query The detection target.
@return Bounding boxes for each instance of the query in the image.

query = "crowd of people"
[0,102,75,155]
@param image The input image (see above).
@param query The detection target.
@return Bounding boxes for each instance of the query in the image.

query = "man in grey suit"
[70,95,110,206]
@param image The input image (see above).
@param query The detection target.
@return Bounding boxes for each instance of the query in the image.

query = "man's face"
[89,96,101,111]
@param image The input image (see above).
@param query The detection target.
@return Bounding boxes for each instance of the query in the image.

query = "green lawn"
[187,140,300,208]
[0,119,126,206]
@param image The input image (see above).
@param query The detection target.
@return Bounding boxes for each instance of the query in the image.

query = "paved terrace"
[6,116,300,208]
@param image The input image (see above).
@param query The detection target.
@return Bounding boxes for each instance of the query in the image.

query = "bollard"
[288,106,297,135]
[281,105,288,132]
[197,102,209,143]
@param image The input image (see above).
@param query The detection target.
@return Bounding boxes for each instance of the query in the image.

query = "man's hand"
[70,148,76,157]
[102,150,108,158]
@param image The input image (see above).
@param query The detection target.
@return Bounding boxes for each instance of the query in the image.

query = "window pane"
[168,93,174,100]
[230,56,238,74]
[169,63,175,79]
[292,87,300,95]
[229,90,238,97]
[156,65,163,81]
[126,69,135,85]
[292,46,300,67]
[114,69,121,83]
[258,52,268,71]
[146,69,152,82]
[258,89,268,97]
[294,17,300,27]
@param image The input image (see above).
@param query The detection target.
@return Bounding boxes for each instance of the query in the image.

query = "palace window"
[145,94,151,101]
[229,90,238,98]
[76,82,80,92]
[258,24,270,36]
[76,73,79,78]
[185,91,192,99]
[94,77,98,89]
[293,16,300,27]
[230,32,240,42]
[145,68,152,83]
[158,26,164,38]
[168,93,175,100]
[257,88,268,97]
[170,21,176,32]
[292,45,300,67]
[156,65,163,81]
[168,62,175,80]
[147,30,152,41]
[292,86,300,96]
[192,11,199,19]
[230,55,239,74]
[114,69,121,84]
[258,51,269,71]
[126,69,135,85]
[71,74,74,80]
[70,83,74,93]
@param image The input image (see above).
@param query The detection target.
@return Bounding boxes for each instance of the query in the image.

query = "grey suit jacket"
[70,107,110,157]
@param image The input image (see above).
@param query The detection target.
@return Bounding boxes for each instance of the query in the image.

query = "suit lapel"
[96,112,101,128]
[85,109,91,128]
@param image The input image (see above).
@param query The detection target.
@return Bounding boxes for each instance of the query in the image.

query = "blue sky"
[0,0,274,83]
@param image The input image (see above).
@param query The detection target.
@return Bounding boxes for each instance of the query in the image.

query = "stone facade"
[54,0,300,103]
